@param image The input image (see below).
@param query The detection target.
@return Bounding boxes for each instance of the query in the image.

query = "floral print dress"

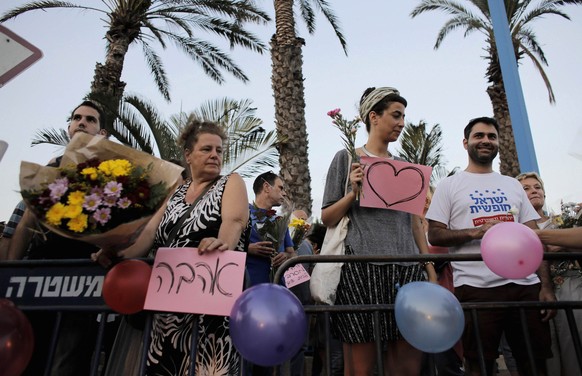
[146,175,248,376]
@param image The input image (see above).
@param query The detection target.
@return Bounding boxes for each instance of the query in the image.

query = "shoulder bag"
[310,155,351,305]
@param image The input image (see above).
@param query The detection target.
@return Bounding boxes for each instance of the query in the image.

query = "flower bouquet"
[289,217,310,250]
[251,206,291,282]
[19,133,184,251]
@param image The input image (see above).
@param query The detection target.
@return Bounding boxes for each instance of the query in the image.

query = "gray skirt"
[331,246,425,344]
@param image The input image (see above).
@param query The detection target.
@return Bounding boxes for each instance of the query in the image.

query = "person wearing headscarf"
[322,86,436,375]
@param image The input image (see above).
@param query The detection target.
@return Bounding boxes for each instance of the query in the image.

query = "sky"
[0,1,581,222]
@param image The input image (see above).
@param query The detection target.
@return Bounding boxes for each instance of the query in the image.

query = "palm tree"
[270,0,347,215]
[1,0,270,140]
[32,96,281,178]
[410,0,582,176]
[396,120,450,185]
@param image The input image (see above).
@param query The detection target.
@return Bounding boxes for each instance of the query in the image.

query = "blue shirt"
[247,204,293,286]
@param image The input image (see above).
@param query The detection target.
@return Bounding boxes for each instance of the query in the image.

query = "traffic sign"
[0,25,43,87]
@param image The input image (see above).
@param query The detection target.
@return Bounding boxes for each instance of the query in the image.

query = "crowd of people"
[0,90,581,376]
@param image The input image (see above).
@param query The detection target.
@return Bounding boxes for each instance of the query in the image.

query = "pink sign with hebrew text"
[360,156,432,216]
[284,264,310,288]
[144,248,247,316]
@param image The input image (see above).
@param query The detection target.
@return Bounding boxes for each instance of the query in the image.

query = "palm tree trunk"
[271,0,313,215]
[487,80,521,177]
[89,28,131,139]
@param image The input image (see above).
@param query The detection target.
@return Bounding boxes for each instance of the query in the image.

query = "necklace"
[362,144,391,158]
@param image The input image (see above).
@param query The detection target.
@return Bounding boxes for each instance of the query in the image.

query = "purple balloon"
[230,283,307,366]
[481,222,543,279]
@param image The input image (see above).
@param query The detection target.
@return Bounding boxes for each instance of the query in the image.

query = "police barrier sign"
[0,260,107,308]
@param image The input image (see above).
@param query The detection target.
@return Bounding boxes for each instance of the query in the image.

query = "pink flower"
[104,181,123,197]
[117,197,131,209]
[103,195,117,207]
[93,207,111,225]
[327,108,341,117]
[83,193,102,211]
[90,186,103,195]
[48,177,69,202]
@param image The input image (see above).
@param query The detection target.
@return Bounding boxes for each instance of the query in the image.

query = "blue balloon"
[229,283,307,366]
[395,281,464,353]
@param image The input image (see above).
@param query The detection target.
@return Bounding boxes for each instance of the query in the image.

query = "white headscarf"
[359,87,400,123]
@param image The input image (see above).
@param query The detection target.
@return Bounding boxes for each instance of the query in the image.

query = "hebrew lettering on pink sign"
[360,156,432,216]
[283,264,310,288]
[144,247,247,316]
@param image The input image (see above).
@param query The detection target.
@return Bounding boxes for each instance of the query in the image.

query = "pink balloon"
[481,222,543,279]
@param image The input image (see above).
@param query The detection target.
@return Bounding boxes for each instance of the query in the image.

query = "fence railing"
[2,252,582,376]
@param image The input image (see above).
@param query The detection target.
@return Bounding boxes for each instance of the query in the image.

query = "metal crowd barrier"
[1,252,582,376]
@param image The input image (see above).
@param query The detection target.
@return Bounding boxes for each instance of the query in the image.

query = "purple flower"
[117,197,131,209]
[90,186,103,196]
[102,195,117,207]
[104,181,123,197]
[48,177,69,202]
[93,207,111,225]
[83,193,102,212]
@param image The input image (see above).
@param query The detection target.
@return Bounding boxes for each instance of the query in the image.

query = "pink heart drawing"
[365,161,425,207]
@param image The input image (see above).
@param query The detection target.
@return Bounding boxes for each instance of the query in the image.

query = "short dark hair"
[253,171,279,194]
[359,87,408,132]
[70,100,106,129]
[463,116,499,139]
[306,223,327,250]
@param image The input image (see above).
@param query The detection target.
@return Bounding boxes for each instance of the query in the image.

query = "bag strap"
[164,176,220,247]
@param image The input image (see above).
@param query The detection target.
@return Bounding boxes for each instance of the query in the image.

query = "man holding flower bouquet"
[7,100,113,376]
[247,171,296,287]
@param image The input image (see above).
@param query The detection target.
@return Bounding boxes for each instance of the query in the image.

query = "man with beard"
[425,117,555,376]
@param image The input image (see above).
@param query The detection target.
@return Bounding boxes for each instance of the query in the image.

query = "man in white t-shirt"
[426,116,555,376]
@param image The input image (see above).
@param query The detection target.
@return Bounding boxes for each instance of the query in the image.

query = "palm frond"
[122,93,181,159]
[305,0,348,54]
[30,128,69,147]
[397,121,445,169]
[222,130,280,178]
[0,1,104,22]
[169,35,249,83]
[140,43,171,101]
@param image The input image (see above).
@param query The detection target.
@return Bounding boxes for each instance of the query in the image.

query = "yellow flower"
[67,213,88,233]
[552,216,564,227]
[289,218,307,229]
[63,204,83,219]
[81,167,99,180]
[46,203,66,225]
[67,191,85,206]
[98,159,132,177]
